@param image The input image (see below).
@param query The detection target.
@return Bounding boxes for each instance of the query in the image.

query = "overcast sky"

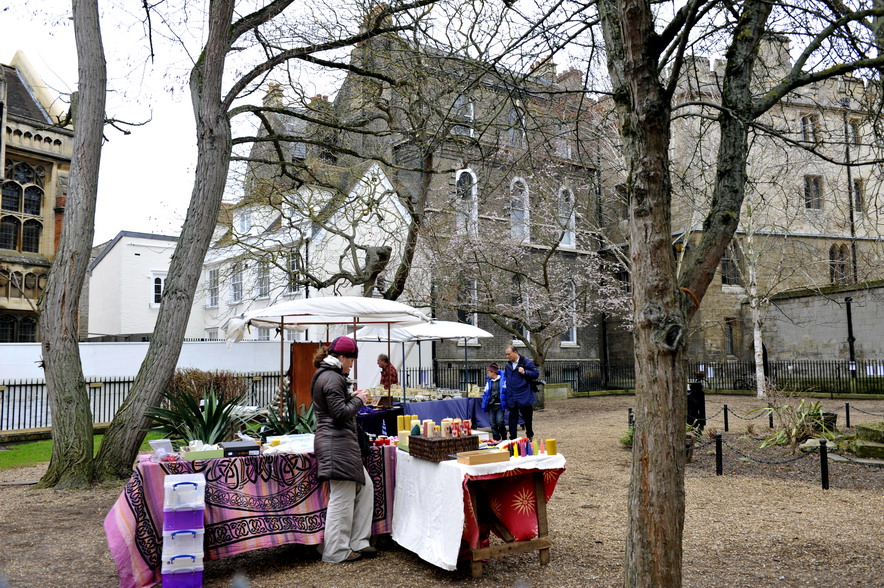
[1,3,199,246]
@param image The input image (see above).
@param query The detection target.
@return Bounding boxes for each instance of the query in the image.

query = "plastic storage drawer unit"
[163,473,206,510]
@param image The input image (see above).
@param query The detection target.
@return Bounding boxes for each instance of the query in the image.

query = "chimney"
[263,83,283,108]
[556,67,583,91]
[531,58,557,82]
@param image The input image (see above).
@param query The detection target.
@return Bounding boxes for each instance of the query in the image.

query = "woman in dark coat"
[312,336,377,563]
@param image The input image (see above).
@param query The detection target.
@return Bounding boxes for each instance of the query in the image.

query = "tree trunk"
[92,0,236,481]
[37,0,107,489]
[599,0,686,583]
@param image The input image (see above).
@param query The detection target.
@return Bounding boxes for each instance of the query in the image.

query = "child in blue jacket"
[481,363,507,441]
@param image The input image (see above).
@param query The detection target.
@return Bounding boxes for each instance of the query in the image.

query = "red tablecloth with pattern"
[392,451,565,570]
[104,446,395,588]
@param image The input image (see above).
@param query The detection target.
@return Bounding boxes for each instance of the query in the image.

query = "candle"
[546,438,557,455]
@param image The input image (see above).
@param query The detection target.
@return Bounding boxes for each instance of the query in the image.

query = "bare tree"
[93,0,437,481]
[593,0,884,583]
[37,0,106,489]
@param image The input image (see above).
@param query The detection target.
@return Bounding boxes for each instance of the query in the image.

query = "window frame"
[452,95,475,138]
[803,175,823,210]
[510,178,530,242]
[720,240,743,286]
[285,250,300,295]
[150,271,168,308]
[256,262,271,299]
[230,263,244,304]
[558,187,576,248]
[800,113,820,143]
[206,268,219,308]
[455,169,479,236]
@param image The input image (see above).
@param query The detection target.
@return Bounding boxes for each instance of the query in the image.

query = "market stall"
[226,296,432,408]
[392,450,566,576]
[104,446,395,588]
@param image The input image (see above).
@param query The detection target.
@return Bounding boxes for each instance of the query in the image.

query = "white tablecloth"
[391,451,566,570]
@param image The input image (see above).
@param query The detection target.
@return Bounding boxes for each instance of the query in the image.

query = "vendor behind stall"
[312,336,378,563]
[377,353,398,392]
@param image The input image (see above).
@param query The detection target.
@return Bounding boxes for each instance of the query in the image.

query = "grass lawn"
[0,432,164,470]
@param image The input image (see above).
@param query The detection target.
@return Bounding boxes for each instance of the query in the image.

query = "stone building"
[602,36,884,364]
[0,52,73,342]
[329,35,615,374]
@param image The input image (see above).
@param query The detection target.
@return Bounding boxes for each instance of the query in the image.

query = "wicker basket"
[408,435,479,462]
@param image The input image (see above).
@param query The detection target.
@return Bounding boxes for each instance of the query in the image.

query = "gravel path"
[0,394,882,587]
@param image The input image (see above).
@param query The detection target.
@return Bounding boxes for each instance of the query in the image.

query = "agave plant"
[259,390,316,441]
[146,389,245,448]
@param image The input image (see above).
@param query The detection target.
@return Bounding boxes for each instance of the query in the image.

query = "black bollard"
[715,433,723,476]
[723,404,729,432]
[628,407,634,428]
[845,403,851,429]
[819,439,829,490]
[768,403,774,429]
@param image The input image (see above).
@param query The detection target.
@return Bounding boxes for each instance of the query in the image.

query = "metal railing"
[0,372,282,431]
[412,359,884,396]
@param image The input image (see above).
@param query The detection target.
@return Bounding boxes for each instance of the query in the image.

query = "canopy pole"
[463,337,468,397]
[401,340,407,404]
[387,322,392,407]
[353,318,358,383]
[280,318,286,416]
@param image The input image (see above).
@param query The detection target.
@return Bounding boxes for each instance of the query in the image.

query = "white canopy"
[351,320,493,343]
[226,296,432,346]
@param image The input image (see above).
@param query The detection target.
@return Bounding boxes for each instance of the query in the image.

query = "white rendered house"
[87,231,178,340]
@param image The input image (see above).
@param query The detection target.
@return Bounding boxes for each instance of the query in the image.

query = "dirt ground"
[1,394,882,588]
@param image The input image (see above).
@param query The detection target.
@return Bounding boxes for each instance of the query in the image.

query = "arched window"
[2,182,22,212]
[510,179,529,241]
[1,160,45,253]
[829,244,850,285]
[24,186,42,215]
[558,188,575,247]
[455,169,478,235]
[0,217,20,250]
[22,220,41,253]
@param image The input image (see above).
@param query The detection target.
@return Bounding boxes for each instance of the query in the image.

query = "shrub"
[166,368,249,404]
[750,399,836,454]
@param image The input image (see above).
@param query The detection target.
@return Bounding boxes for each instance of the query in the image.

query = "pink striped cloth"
[104,446,396,588]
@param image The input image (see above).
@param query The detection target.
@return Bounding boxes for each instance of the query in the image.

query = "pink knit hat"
[328,336,359,358]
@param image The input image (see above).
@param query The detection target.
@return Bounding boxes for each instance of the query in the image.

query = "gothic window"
[22,220,41,253]
[1,159,45,254]
[852,179,864,213]
[510,179,529,242]
[0,313,38,342]
[804,175,822,209]
[721,240,743,286]
[829,244,850,285]
[724,318,738,356]
[849,118,861,146]
[800,113,819,143]
[0,217,19,250]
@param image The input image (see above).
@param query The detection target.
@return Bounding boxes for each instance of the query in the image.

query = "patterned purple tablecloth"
[104,446,396,588]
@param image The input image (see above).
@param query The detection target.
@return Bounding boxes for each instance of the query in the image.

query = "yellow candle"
[546,438,557,455]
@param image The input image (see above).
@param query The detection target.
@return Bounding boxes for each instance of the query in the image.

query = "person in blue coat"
[481,363,507,441]
[504,346,539,440]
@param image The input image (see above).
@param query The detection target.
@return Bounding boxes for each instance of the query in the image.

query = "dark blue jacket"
[481,370,508,411]
[504,354,539,405]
